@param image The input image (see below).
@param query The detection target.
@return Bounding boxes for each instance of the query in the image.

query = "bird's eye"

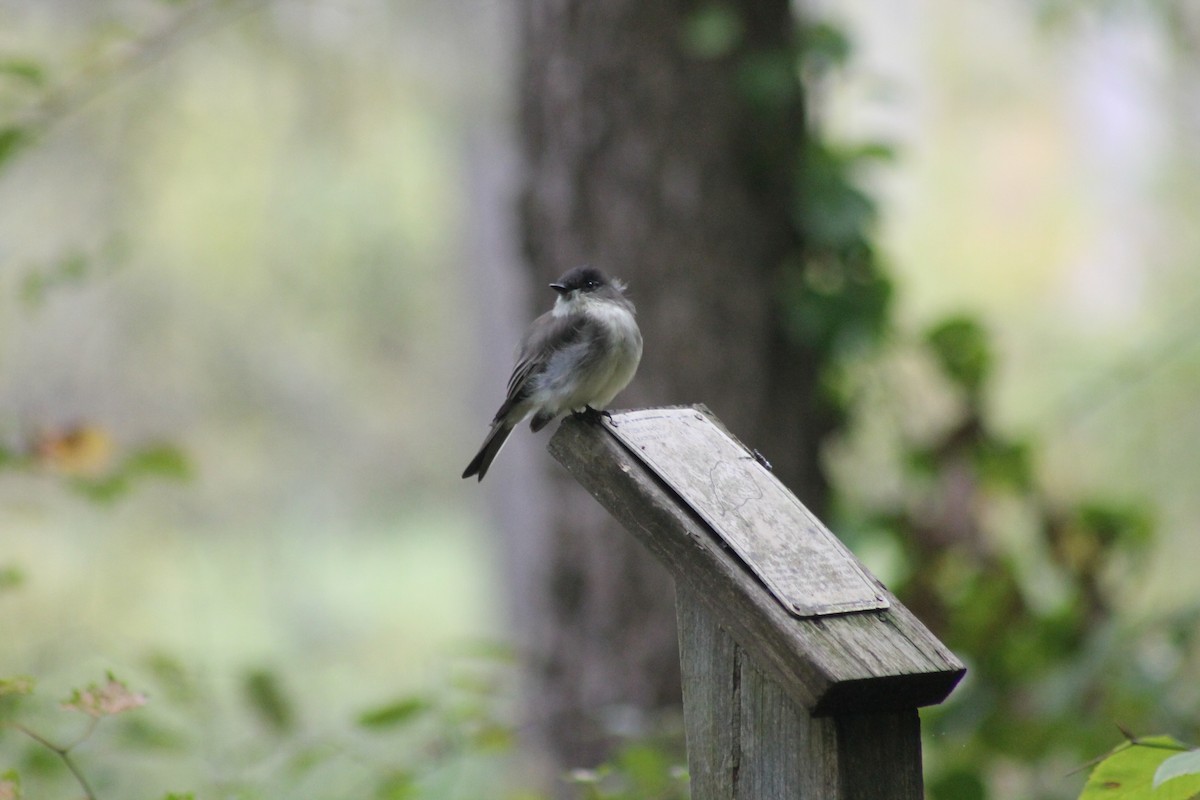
[585,280,598,289]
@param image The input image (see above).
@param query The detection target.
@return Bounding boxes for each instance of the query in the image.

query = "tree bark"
[514,0,823,775]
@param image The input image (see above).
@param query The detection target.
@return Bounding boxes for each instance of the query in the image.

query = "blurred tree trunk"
[512,0,830,777]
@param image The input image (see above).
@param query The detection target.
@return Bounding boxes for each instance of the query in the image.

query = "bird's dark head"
[549,266,621,297]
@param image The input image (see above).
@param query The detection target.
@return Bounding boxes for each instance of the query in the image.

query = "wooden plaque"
[603,408,889,618]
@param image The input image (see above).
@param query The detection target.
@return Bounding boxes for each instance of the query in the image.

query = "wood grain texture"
[677,587,740,797]
[549,407,965,715]
[679,585,924,799]
[835,709,924,799]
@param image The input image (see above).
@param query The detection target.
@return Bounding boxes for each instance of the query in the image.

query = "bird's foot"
[574,406,614,425]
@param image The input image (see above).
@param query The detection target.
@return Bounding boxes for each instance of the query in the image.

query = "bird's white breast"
[578,297,642,408]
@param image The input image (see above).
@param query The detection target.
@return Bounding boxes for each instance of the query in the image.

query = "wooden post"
[548,405,964,799]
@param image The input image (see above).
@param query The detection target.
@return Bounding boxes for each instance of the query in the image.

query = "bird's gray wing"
[494,311,588,422]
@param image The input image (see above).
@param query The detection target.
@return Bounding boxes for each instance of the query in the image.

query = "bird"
[462,265,643,481]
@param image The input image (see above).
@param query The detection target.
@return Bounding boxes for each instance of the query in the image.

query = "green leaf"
[0,59,46,86]
[20,252,87,307]
[70,444,190,503]
[779,254,892,355]
[470,722,515,752]
[846,141,897,163]
[143,651,199,705]
[0,565,24,592]
[736,50,800,112]
[682,4,743,59]
[375,772,417,800]
[243,669,294,734]
[925,316,992,394]
[357,697,430,730]
[0,677,33,722]
[117,715,189,751]
[0,677,35,697]
[1080,736,1200,799]
[70,474,130,504]
[801,183,875,248]
[616,744,674,796]
[1076,502,1153,551]
[974,438,1033,490]
[21,746,57,777]
[0,444,19,470]
[19,272,45,307]
[124,444,192,480]
[0,127,30,169]
[799,20,852,74]
[928,767,986,800]
[797,142,879,249]
[284,742,339,777]
[1155,750,1200,789]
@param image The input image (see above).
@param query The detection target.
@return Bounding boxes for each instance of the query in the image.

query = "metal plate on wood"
[604,408,889,618]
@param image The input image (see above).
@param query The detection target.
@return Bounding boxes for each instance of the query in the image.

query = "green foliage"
[926,316,993,396]
[681,3,743,60]
[1,647,548,799]
[787,10,1200,800]
[849,312,1200,796]
[0,678,34,700]
[778,244,892,359]
[0,126,30,170]
[19,239,129,307]
[853,313,1197,794]
[20,252,87,306]
[0,234,192,501]
[0,59,45,87]
[781,71,895,364]
[69,443,193,504]
[1155,749,1200,790]
[796,140,880,249]
[771,13,907,424]
[565,743,689,800]
[0,679,34,725]
[1078,736,1200,799]
[797,21,852,75]
[929,766,987,800]
[1074,502,1154,553]
[735,49,801,113]
[357,697,432,730]
[374,771,419,799]
[242,669,296,735]
[1,672,150,799]
[0,3,1192,800]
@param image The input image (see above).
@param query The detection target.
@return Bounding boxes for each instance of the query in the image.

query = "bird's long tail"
[461,422,515,481]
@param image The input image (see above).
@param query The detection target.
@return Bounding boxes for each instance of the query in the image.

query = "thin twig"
[11,0,271,138]
[12,723,100,800]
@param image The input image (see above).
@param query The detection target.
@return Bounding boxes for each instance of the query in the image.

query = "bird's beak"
[549,282,569,295]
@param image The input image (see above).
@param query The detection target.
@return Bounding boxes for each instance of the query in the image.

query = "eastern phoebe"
[462,265,643,481]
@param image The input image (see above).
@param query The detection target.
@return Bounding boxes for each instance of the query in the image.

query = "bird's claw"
[573,406,614,425]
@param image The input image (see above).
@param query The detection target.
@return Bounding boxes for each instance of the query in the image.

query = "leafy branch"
[1,673,148,800]
[1078,731,1200,799]
[0,0,269,174]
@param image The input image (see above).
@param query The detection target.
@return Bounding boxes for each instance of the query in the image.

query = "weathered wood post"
[548,405,965,799]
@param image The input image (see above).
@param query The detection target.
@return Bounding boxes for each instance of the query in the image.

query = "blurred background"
[0,1,1197,798]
